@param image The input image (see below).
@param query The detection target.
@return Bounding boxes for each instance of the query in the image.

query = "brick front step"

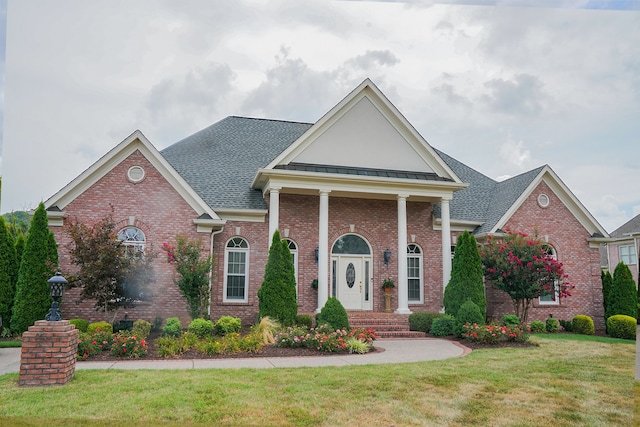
[347,312,425,339]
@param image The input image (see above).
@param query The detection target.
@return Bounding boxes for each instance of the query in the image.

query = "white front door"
[334,256,372,310]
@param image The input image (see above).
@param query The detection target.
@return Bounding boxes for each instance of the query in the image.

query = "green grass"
[0,336,634,426]
[533,332,635,345]
[0,341,21,348]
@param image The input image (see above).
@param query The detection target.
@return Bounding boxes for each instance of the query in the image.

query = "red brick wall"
[52,150,210,328]
[485,181,605,329]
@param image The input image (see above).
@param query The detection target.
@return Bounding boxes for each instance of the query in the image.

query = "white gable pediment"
[266,79,461,182]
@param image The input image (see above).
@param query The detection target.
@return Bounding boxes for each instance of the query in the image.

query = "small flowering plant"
[274,325,377,353]
[76,331,114,360]
[461,322,529,344]
[111,333,148,358]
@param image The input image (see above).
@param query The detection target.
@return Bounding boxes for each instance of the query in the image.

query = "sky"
[0,0,638,234]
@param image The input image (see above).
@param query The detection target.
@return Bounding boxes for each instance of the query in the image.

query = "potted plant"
[382,278,395,293]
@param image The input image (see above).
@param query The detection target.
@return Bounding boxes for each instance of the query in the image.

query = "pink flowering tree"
[162,236,212,320]
[480,231,572,324]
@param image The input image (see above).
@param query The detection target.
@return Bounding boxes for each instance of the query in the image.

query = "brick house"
[44,79,609,329]
[600,214,639,284]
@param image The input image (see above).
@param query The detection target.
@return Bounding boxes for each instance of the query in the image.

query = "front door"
[333,255,372,310]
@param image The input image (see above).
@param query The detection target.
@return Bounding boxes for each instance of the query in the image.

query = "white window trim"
[619,244,637,265]
[539,245,559,306]
[284,238,299,298]
[223,237,249,303]
[407,244,424,304]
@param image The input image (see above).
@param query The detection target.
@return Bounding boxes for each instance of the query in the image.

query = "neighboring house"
[45,79,610,329]
[602,214,640,285]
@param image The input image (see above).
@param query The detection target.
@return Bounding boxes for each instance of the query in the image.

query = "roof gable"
[611,213,640,238]
[265,79,462,183]
[45,130,221,221]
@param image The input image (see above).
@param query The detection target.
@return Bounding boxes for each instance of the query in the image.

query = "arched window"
[331,234,371,254]
[284,239,298,296]
[117,227,145,258]
[407,244,423,303]
[224,237,249,302]
[539,245,559,305]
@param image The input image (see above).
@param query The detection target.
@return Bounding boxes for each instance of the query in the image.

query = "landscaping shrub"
[132,319,151,340]
[454,300,485,337]
[408,312,441,333]
[502,314,520,327]
[188,318,214,339]
[151,316,163,332]
[274,325,376,353]
[529,320,545,333]
[559,319,573,332]
[606,315,636,340]
[545,317,559,333]
[77,332,103,360]
[462,323,529,344]
[430,314,455,337]
[607,262,637,319]
[252,316,280,345]
[214,316,242,336]
[316,297,350,330]
[111,333,148,358]
[162,317,182,337]
[572,315,594,335]
[88,321,113,335]
[295,314,313,329]
[345,337,372,354]
[443,231,486,318]
[70,318,89,333]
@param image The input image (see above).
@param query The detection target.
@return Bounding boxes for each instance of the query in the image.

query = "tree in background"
[11,203,59,334]
[601,269,613,328]
[443,231,486,319]
[66,215,154,324]
[0,217,19,332]
[162,236,212,320]
[607,262,637,320]
[258,230,298,326]
[481,231,572,324]
[2,211,30,241]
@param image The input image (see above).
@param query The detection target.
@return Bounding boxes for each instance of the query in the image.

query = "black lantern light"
[45,272,67,321]
[383,248,392,266]
[314,246,319,264]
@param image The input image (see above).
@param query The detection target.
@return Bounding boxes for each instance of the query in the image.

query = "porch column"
[268,186,280,248]
[441,197,452,291]
[316,189,330,313]
[395,194,411,314]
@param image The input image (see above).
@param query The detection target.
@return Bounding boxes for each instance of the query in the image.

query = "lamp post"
[45,272,67,321]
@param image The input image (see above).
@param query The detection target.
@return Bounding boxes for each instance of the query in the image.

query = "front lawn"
[0,335,633,426]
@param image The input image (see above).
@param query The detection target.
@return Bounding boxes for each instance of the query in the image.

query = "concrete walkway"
[0,338,468,374]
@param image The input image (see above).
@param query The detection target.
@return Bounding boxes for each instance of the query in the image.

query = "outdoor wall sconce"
[383,248,391,266]
[314,247,319,264]
[45,272,67,321]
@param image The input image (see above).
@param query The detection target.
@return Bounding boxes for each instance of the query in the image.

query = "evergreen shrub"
[188,318,214,338]
[502,314,520,327]
[214,316,242,336]
[606,315,636,340]
[443,231,486,318]
[316,297,349,330]
[70,318,89,333]
[132,319,151,340]
[88,321,113,335]
[454,300,485,337]
[608,262,638,319]
[162,317,182,337]
[430,314,455,337]
[408,312,441,333]
[572,315,594,335]
[559,319,573,332]
[545,317,559,333]
[529,320,545,333]
[295,314,313,328]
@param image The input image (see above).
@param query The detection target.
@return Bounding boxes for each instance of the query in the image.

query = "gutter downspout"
[208,225,225,318]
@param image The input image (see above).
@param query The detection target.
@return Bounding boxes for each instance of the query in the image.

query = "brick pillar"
[19,320,79,387]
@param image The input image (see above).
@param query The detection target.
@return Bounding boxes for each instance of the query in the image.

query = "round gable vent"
[127,166,145,183]
[537,193,550,208]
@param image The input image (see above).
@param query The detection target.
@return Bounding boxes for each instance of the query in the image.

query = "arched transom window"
[117,227,145,258]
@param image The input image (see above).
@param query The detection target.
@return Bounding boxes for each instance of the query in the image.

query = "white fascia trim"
[260,79,463,184]
[215,208,268,223]
[44,130,220,221]
[193,218,226,233]
[432,217,484,232]
[491,166,609,237]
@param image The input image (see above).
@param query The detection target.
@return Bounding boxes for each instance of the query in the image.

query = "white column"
[441,198,452,291]
[316,190,330,313]
[268,187,280,248]
[395,194,411,314]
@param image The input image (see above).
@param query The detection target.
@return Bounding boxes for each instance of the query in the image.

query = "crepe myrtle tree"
[480,231,572,324]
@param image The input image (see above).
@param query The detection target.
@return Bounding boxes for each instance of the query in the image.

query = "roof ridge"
[228,115,313,126]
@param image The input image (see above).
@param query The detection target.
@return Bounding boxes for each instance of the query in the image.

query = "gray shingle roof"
[161,116,545,235]
[610,213,640,238]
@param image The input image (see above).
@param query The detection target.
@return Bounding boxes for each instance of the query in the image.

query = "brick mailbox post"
[19,320,79,387]
[18,273,79,387]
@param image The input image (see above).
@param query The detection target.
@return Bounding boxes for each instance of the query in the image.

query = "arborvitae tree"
[257,230,298,326]
[11,203,58,334]
[608,262,637,319]
[0,217,19,331]
[601,269,613,326]
[14,233,25,268]
[443,231,486,318]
